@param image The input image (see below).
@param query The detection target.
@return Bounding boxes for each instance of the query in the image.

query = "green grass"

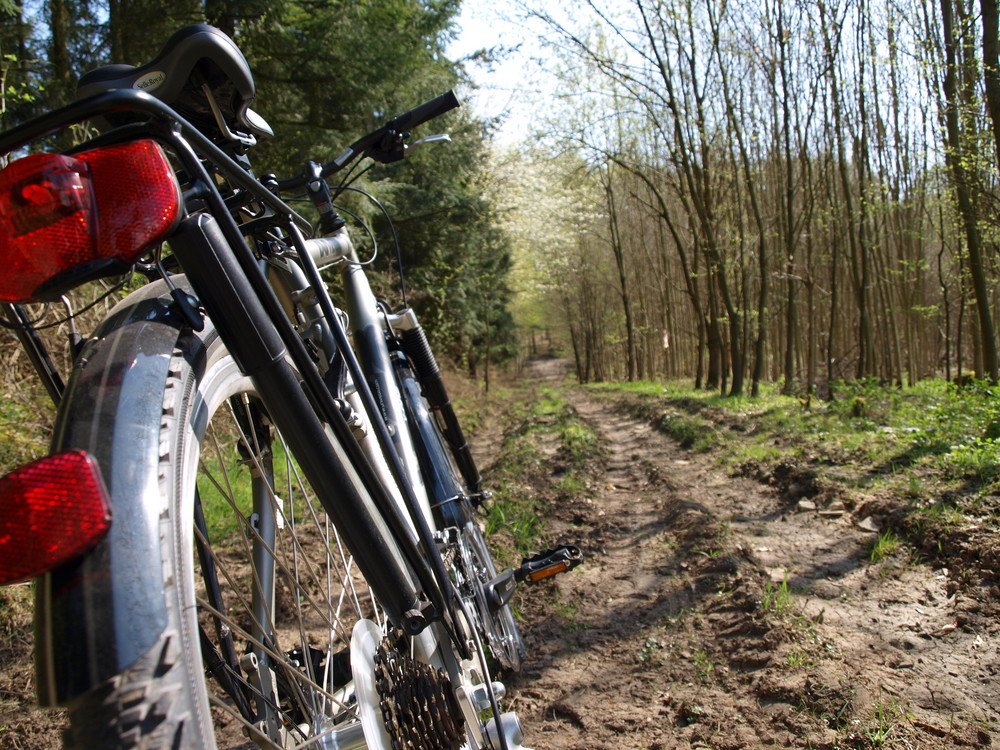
[863,695,902,747]
[197,434,310,547]
[481,384,605,559]
[607,376,1000,480]
[691,650,714,682]
[0,393,52,473]
[761,574,794,616]
[786,650,813,668]
[870,530,901,563]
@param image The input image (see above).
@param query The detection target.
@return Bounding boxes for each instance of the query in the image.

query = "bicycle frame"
[0,88,461,707]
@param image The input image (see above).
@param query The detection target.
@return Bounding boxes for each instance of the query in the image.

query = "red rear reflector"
[0,450,111,585]
[0,139,180,302]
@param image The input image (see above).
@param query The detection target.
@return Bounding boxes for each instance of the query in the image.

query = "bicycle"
[0,23,580,750]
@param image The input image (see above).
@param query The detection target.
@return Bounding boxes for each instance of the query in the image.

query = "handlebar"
[382,90,460,136]
[276,90,459,191]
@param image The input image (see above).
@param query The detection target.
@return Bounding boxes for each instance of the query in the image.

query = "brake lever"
[370,132,452,164]
[406,133,452,153]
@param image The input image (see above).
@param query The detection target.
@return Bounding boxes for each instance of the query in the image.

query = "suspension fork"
[389,309,483,496]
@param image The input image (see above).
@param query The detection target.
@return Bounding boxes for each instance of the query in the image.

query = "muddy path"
[492,359,997,750]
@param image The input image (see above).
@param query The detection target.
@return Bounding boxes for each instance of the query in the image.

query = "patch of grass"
[587,380,665,397]
[940,437,1000,484]
[863,695,902,747]
[725,442,783,473]
[786,650,813,668]
[554,473,585,496]
[483,493,541,553]
[694,520,731,558]
[691,650,714,682]
[559,421,599,464]
[551,597,585,631]
[761,574,794,616]
[0,392,51,473]
[196,433,308,546]
[657,410,716,450]
[870,530,901,563]
[903,473,926,499]
[638,635,665,665]
[482,387,585,557]
[0,584,33,638]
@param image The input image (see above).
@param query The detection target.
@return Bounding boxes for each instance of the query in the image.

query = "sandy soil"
[493,358,997,749]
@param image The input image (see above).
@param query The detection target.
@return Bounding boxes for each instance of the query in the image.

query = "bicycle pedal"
[513,544,583,585]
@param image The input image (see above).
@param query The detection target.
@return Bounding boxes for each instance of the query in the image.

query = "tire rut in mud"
[502,359,995,750]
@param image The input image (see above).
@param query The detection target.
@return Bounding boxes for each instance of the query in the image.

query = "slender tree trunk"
[602,170,638,381]
[48,0,73,104]
[710,1,768,396]
[940,0,1000,381]
[777,0,798,395]
[980,0,1000,169]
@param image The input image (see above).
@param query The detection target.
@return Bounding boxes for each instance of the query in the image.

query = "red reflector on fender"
[0,450,112,585]
[0,139,180,302]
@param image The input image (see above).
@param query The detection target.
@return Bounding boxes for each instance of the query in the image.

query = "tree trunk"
[941,0,1000,381]
[602,170,638,381]
[980,0,1000,170]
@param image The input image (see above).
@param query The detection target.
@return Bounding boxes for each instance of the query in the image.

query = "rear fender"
[34,279,203,706]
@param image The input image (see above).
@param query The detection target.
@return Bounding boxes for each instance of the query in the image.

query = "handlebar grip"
[385,90,460,133]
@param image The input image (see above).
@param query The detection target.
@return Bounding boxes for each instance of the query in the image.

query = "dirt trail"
[501,358,996,750]
[2,358,997,749]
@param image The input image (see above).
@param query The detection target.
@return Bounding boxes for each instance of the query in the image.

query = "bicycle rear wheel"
[59,290,425,749]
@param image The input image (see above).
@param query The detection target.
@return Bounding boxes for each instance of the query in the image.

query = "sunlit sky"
[448,2,541,143]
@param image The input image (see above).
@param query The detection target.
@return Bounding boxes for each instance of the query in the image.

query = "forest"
[4,0,1000,397]
[2,3,1000,749]
[501,0,1000,397]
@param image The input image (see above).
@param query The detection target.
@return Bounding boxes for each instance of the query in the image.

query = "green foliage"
[690,650,714,682]
[611,377,1000,489]
[483,386,600,556]
[863,696,901,747]
[372,116,518,370]
[941,437,1000,483]
[243,0,461,172]
[0,390,50,472]
[761,574,794,616]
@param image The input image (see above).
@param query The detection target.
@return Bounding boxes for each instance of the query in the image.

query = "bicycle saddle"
[77,24,272,142]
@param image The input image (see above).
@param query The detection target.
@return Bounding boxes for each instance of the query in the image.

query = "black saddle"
[77,24,271,142]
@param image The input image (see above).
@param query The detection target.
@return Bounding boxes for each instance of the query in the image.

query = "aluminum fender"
[35,279,204,706]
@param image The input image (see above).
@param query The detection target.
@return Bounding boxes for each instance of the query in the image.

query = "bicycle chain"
[373,631,465,750]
